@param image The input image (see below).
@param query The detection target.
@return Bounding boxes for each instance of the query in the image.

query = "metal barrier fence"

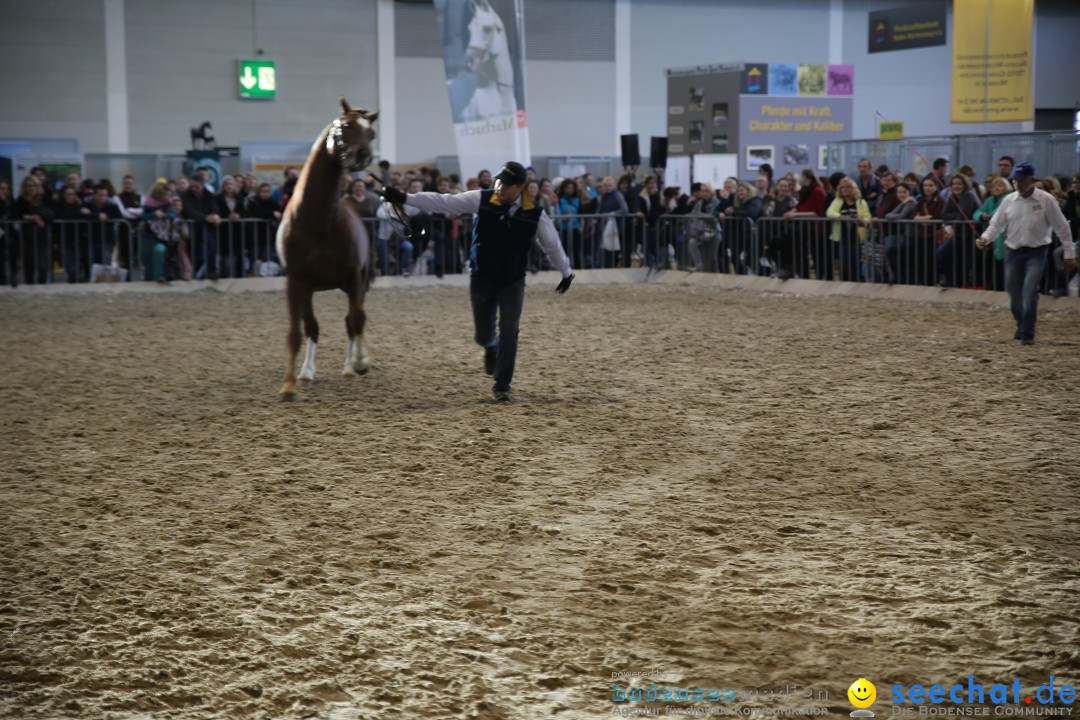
[0,215,476,284]
[613,214,1071,294]
[826,131,1080,179]
[1,213,1074,295]
[0,218,286,285]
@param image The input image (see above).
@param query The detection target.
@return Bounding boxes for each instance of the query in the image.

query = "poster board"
[692,154,738,189]
[663,156,691,194]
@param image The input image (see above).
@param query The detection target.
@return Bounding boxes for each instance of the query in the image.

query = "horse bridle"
[329,117,367,170]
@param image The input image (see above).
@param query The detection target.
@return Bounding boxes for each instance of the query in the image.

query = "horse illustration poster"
[768,64,799,96]
[435,0,530,180]
[797,64,826,96]
[827,64,855,96]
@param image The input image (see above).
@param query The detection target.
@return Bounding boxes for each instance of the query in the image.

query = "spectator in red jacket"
[785,168,826,280]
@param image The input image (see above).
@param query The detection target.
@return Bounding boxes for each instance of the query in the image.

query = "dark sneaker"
[1020,338,1035,346]
[483,347,497,375]
[493,389,514,402]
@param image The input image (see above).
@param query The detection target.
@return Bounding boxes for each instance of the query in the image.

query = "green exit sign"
[238,59,276,100]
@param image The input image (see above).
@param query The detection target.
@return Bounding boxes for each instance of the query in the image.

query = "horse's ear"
[366,110,380,123]
[340,96,352,115]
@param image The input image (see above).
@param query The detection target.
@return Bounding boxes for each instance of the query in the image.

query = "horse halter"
[328,117,369,170]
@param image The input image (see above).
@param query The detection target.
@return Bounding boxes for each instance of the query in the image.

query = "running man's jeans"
[470,274,526,393]
[1004,245,1048,341]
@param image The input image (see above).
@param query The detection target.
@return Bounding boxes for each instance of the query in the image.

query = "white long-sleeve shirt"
[401,190,573,277]
[979,188,1075,260]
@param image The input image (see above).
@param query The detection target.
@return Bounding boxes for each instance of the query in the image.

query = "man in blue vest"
[382,161,574,401]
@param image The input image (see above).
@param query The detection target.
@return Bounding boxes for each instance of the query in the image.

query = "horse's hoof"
[297,377,312,388]
[356,366,370,376]
[342,372,354,381]
[279,392,298,403]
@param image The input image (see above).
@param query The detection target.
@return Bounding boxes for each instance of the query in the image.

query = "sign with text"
[869,3,947,54]
[739,96,853,178]
[951,0,1033,122]
[238,59,276,100]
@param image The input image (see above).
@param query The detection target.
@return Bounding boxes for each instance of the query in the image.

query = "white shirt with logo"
[980,188,1075,259]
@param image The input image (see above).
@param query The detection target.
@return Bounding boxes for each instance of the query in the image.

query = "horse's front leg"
[297,295,319,385]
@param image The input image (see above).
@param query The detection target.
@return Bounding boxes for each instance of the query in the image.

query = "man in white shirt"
[977,163,1076,345]
[381,161,574,401]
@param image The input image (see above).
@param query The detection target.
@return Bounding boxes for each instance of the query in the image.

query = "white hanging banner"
[663,155,692,194]
[435,0,531,182]
[692,154,738,188]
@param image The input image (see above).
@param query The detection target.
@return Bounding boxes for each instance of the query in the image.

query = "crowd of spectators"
[1,155,1076,294]
[583,154,1079,295]
[0,166,286,286]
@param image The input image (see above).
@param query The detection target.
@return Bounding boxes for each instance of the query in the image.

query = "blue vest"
[471,189,542,283]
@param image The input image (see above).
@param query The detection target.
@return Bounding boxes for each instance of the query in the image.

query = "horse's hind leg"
[279,281,305,400]
[297,294,319,385]
[343,292,370,377]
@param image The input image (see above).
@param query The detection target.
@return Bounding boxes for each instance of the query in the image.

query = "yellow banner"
[951,0,1033,122]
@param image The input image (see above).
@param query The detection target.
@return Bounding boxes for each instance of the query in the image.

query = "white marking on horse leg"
[343,338,356,376]
[356,338,371,373]
[298,340,317,381]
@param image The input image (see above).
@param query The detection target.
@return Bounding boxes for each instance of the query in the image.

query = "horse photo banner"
[951,0,1033,123]
[434,0,530,182]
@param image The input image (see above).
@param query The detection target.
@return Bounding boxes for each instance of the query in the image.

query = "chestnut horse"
[276,98,378,400]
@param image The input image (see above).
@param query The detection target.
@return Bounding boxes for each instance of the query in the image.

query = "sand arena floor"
[1,282,1078,720]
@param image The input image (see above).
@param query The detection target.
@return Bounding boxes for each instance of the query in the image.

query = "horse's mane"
[287,123,337,215]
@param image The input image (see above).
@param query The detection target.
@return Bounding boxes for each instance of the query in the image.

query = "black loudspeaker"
[650,136,668,169]
[620,134,640,167]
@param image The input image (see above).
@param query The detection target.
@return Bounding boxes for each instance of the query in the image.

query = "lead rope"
[366,173,412,239]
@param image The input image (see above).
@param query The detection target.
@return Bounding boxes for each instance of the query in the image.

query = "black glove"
[381,186,407,206]
[555,273,575,294]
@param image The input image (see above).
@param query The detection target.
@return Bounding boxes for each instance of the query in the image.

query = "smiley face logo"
[848,678,877,709]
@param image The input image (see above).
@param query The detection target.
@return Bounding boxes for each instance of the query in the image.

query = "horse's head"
[465,0,505,83]
[330,97,379,172]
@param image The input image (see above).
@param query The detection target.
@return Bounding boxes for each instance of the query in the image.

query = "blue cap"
[1010,163,1036,180]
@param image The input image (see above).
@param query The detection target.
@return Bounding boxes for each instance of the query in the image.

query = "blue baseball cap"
[1010,163,1036,179]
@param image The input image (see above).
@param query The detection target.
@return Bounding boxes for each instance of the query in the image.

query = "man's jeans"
[1004,245,1048,341]
[192,224,218,279]
[376,234,413,276]
[470,274,526,393]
